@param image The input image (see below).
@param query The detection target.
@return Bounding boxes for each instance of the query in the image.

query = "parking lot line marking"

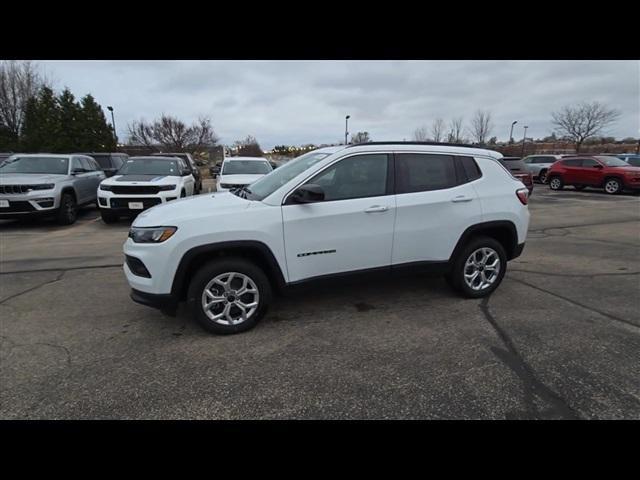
[0,263,122,275]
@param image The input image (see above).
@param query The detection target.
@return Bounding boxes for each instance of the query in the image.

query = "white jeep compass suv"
[123,143,530,334]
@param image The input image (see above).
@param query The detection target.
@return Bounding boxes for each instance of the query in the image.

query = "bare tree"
[469,110,493,145]
[127,115,219,153]
[413,126,429,141]
[0,60,52,138]
[551,101,621,153]
[234,135,263,157]
[447,117,465,143]
[351,131,371,144]
[431,118,445,143]
[127,119,155,147]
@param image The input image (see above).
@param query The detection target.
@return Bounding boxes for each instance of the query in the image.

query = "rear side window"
[395,154,457,193]
[562,159,582,167]
[458,156,482,182]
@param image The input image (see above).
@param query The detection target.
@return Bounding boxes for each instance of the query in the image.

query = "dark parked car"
[81,152,129,177]
[616,153,640,167]
[498,157,534,194]
[150,152,202,194]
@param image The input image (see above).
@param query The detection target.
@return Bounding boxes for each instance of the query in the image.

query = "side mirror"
[289,184,325,204]
[593,164,603,169]
[71,168,84,175]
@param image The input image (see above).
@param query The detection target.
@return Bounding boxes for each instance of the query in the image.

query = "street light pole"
[521,126,529,158]
[509,120,518,144]
[345,115,350,145]
[107,106,117,148]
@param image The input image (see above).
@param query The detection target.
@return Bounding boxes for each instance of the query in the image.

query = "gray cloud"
[39,60,639,148]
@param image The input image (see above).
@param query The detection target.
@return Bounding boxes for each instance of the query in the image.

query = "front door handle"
[451,195,473,203]
[364,205,389,213]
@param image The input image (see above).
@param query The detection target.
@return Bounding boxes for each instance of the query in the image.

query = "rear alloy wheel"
[188,258,271,334]
[549,177,563,190]
[604,178,622,195]
[57,193,78,225]
[538,170,548,184]
[447,236,507,298]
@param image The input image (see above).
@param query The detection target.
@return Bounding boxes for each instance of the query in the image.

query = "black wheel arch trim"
[171,240,287,300]
[449,220,521,262]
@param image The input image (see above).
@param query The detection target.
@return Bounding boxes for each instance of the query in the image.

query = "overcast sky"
[39,60,639,149]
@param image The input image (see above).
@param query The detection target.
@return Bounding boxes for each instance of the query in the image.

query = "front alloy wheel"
[201,272,260,326]
[549,177,563,190]
[604,178,622,194]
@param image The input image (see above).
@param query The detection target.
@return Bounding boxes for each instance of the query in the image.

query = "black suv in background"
[82,152,129,177]
[150,152,202,194]
[498,157,534,194]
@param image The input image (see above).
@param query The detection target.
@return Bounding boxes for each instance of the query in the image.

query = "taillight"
[516,188,529,205]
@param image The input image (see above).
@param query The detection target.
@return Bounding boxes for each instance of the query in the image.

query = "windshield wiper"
[231,186,253,199]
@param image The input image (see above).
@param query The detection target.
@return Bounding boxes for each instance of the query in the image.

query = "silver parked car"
[0,154,105,225]
[522,154,567,184]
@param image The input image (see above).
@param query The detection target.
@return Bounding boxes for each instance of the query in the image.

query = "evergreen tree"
[21,86,60,152]
[78,94,115,151]
[55,88,82,152]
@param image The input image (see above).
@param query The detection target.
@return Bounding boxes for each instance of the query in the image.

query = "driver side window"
[306,154,389,202]
[71,157,85,172]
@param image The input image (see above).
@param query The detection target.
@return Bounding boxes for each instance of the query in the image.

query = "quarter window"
[562,159,582,167]
[395,154,457,193]
[580,159,599,167]
[306,154,388,201]
[458,156,482,182]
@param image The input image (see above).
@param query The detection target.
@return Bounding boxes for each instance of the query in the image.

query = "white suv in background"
[98,156,196,223]
[123,143,530,334]
[216,156,273,192]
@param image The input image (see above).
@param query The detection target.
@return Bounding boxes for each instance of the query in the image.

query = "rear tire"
[187,257,272,335]
[549,176,563,190]
[538,170,548,184]
[603,177,622,195]
[447,236,507,298]
[100,210,118,224]
[181,189,186,198]
[57,193,78,225]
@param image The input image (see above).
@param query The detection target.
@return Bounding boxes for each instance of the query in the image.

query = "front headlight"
[158,184,177,191]
[29,184,54,191]
[128,226,177,243]
[100,184,113,191]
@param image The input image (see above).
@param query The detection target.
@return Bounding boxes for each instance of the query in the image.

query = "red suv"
[547,155,640,194]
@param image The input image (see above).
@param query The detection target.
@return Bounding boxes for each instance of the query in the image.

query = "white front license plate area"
[128,202,144,210]
[0,199,9,208]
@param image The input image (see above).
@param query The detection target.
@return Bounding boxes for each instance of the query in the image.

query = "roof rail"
[345,141,485,149]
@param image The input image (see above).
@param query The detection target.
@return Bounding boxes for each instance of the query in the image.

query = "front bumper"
[98,190,180,213]
[130,289,178,315]
[0,192,59,217]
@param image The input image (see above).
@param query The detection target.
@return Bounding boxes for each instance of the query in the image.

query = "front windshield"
[118,158,181,175]
[247,151,332,201]
[597,156,630,167]
[0,156,69,175]
[222,160,272,175]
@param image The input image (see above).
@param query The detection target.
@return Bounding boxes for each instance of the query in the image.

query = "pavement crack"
[507,276,640,329]
[0,270,66,305]
[479,296,582,420]
[509,269,640,278]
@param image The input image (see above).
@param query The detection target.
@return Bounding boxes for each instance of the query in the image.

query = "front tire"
[549,176,564,190]
[447,236,507,298]
[57,193,78,225]
[604,178,622,195]
[100,210,118,224]
[187,258,272,334]
[538,170,548,184]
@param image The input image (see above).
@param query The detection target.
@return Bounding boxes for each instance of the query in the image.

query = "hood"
[0,173,69,185]
[218,174,266,185]
[103,174,180,185]
[132,191,251,227]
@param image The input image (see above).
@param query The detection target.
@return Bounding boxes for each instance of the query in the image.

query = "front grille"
[0,185,29,194]
[111,185,160,195]
[109,197,161,209]
[0,201,35,212]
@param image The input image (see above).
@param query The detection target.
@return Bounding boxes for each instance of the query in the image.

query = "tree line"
[413,103,624,153]
[0,61,116,153]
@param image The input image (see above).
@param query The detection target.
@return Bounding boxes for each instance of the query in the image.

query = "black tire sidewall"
[187,258,272,334]
[451,236,507,298]
[538,170,548,183]
[100,210,118,223]
[57,193,77,225]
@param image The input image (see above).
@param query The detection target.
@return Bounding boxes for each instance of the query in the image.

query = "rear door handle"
[364,205,389,213]
[451,195,473,203]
